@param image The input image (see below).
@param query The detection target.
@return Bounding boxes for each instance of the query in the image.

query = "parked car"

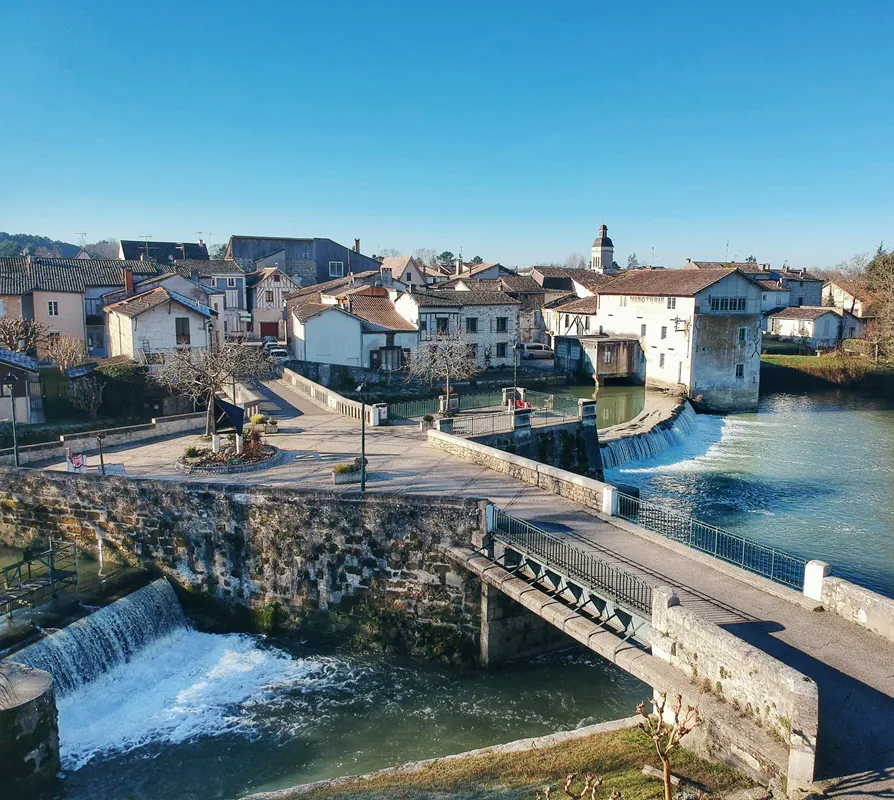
[260,337,279,350]
[267,347,290,361]
[515,342,554,359]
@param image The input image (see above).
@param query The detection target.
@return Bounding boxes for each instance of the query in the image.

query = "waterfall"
[600,402,698,470]
[10,578,187,697]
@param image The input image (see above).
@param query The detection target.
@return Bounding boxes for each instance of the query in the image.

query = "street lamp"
[2,372,20,467]
[356,383,366,493]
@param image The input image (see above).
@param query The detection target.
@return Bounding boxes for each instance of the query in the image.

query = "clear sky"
[1,0,892,269]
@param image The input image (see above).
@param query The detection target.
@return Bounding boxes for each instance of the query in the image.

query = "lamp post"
[95,432,106,476]
[356,382,366,493]
[3,373,20,467]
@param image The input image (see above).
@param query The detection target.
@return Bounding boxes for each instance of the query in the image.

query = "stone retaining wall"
[821,577,894,643]
[427,429,610,512]
[0,469,486,663]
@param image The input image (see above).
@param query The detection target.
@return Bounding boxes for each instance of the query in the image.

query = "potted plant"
[331,456,368,485]
[420,414,435,431]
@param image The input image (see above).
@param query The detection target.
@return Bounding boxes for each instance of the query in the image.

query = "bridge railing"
[492,509,653,615]
[616,493,807,590]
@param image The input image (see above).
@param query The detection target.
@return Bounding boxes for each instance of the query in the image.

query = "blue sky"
[1,0,892,268]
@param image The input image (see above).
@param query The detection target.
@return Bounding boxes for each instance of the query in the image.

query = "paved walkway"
[41,380,894,794]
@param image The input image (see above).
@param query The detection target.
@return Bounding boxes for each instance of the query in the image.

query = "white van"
[515,342,554,359]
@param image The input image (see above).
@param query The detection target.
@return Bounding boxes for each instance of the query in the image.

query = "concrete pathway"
[39,379,894,794]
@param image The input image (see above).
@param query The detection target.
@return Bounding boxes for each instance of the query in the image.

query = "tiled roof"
[408,289,519,307]
[120,240,209,262]
[290,301,337,323]
[594,268,743,297]
[684,260,757,271]
[543,292,577,308]
[768,306,840,321]
[756,279,787,291]
[346,295,416,333]
[106,287,214,319]
[570,272,616,292]
[378,256,414,273]
[0,348,39,373]
[552,296,601,314]
[499,275,543,293]
[173,259,244,276]
[0,257,167,295]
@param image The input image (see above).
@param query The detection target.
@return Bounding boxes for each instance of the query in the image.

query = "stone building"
[767,306,863,349]
[247,267,300,339]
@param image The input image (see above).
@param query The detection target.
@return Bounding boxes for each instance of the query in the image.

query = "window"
[667,297,676,309]
[738,327,747,343]
[660,326,667,340]
[265,290,274,303]
[735,363,745,378]
[47,301,59,317]
[640,324,647,337]
[175,317,191,345]
[0,300,5,316]
[436,317,449,332]
[329,261,344,277]
[419,318,427,332]
[797,296,804,307]
[620,296,628,307]
[273,274,281,283]
[496,317,508,333]
[603,349,613,364]
[584,317,590,332]
[405,272,412,282]
[465,317,478,333]
[659,353,665,368]
[227,277,237,288]
[709,297,747,312]
[598,325,603,335]
[496,342,507,358]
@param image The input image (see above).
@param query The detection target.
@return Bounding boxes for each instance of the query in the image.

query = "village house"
[767,306,863,349]
[225,235,381,286]
[550,268,764,412]
[378,256,428,289]
[683,260,824,308]
[105,287,218,360]
[394,288,520,370]
[441,275,546,342]
[170,260,250,337]
[247,267,301,339]
[0,349,42,424]
[823,280,873,318]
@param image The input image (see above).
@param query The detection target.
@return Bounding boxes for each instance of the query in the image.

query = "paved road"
[42,380,894,794]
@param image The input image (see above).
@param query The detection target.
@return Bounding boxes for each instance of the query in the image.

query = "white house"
[248,267,300,339]
[394,288,520,369]
[822,281,873,318]
[551,268,764,412]
[106,287,217,360]
[767,307,863,349]
[378,256,428,290]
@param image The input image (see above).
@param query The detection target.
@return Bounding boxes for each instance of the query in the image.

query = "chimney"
[455,257,463,276]
[198,238,205,246]
[190,268,200,283]
[123,267,134,295]
[354,238,360,253]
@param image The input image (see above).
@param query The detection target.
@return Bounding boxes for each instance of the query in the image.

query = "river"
[604,388,894,596]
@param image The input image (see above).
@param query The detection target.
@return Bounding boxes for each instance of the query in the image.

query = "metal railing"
[531,408,575,428]
[388,397,439,420]
[616,494,807,589]
[458,392,504,412]
[452,413,513,437]
[0,541,78,615]
[492,509,653,615]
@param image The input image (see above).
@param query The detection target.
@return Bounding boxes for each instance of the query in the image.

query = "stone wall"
[821,576,894,643]
[427,430,610,513]
[0,470,486,664]
[0,663,60,797]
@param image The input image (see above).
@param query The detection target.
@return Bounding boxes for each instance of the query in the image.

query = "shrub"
[352,456,369,470]
[243,429,265,459]
[333,463,354,475]
[422,414,434,422]
[184,445,200,458]
[227,457,241,466]
[250,414,267,425]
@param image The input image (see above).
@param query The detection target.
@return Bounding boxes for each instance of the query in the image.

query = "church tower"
[590,224,614,273]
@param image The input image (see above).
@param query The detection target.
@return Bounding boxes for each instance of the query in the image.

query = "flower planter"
[264,423,279,434]
[332,470,363,485]
[419,420,434,431]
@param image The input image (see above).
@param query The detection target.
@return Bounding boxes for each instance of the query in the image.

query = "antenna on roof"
[139,235,153,258]
[725,241,729,260]
[76,232,87,247]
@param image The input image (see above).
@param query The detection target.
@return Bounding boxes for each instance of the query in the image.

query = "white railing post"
[602,485,618,516]
[803,560,830,602]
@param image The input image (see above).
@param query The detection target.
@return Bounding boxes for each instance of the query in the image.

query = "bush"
[250,414,267,425]
[422,414,434,422]
[184,445,200,458]
[243,429,265,459]
[227,457,241,465]
[333,463,354,475]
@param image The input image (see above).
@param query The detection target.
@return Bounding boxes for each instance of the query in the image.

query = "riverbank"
[245,719,752,800]
[761,354,894,393]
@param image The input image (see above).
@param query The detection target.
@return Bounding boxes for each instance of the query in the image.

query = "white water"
[57,626,350,770]
[600,402,700,470]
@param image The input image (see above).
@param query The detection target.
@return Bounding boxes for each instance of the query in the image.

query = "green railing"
[616,494,807,590]
[387,397,439,420]
[492,510,653,615]
[458,392,504,411]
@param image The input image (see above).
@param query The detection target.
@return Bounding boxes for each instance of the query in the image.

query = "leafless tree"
[412,248,438,268]
[153,344,277,434]
[0,318,48,353]
[405,330,480,413]
[564,252,587,269]
[86,238,120,260]
[827,252,870,314]
[378,248,402,257]
[45,335,87,371]
[69,375,105,418]
[636,692,700,800]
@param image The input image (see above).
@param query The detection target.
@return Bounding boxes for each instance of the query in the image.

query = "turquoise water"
[606,389,894,595]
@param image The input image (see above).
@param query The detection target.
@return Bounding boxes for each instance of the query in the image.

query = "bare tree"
[564,252,587,269]
[45,335,87,371]
[412,248,438,268]
[86,238,120,260]
[0,318,48,353]
[636,692,700,800]
[828,252,870,314]
[405,330,480,413]
[153,344,277,434]
[69,375,105,418]
[378,248,402,257]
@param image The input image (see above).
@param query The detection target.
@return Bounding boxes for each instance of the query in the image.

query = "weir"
[600,402,698,469]
[10,578,186,696]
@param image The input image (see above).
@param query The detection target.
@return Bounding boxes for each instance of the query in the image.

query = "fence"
[616,493,807,589]
[0,540,78,615]
[281,367,380,425]
[451,413,514,437]
[492,509,653,615]
[387,397,439,420]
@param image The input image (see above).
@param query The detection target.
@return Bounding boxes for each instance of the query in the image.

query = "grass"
[283,726,752,800]
[761,353,894,387]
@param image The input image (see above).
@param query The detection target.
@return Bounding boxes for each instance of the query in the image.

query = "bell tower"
[590,224,614,273]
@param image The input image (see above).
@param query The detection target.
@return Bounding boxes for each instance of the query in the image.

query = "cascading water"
[12,578,186,696]
[599,402,698,470]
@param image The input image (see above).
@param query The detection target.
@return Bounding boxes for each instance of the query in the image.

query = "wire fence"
[616,493,807,589]
[492,509,653,615]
